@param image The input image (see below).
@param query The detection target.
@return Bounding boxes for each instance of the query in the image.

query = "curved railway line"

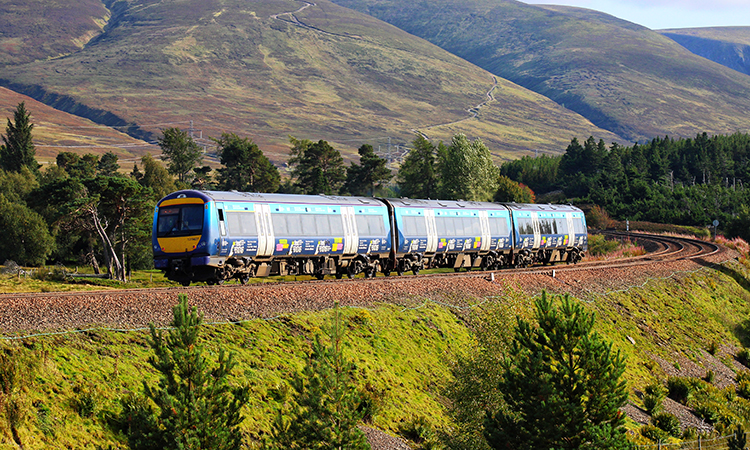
[0,233,734,335]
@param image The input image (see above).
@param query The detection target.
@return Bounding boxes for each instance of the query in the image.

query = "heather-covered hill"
[0,0,621,162]
[329,0,750,143]
[661,27,750,77]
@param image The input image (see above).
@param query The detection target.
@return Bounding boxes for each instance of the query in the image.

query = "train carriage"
[382,198,514,274]
[504,203,588,266]
[153,190,391,285]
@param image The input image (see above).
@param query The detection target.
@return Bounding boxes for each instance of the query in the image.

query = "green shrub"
[707,341,719,355]
[651,412,681,437]
[738,348,750,367]
[704,370,715,384]
[587,234,620,256]
[641,424,669,443]
[667,376,694,404]
[692,403,720,424]
[643,383,667,415]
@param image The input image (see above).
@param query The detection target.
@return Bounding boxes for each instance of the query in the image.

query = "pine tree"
[288,138,346,195]
[397,134,439,199]
[215,132,280,193]
[0,102,38,175]
[125,294,249,450]
[342,144,392,196]
[268,305,370,450]
[484,292,633,450]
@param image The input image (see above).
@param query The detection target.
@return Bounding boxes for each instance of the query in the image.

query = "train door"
[479,211,491,251]
[565,212,574,248]
[425,209,438,253]
[342,206,358,254]
[531,211,541,249]
[216,202,226,254]
[256,204,275,257]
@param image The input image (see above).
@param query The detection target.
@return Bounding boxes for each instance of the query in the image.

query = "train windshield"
[157,204,204,237]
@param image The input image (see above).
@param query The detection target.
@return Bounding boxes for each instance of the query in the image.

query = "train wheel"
[239,274,250,285]
[383,269,391,277]
[315,273,325,280]
[216,278,225,285]
[454,267,462,272]
[181,280,191,287]
[335,272,343,279]
[411,267,420,275]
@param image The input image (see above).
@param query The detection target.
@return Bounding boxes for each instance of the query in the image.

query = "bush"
[737,348,750,367]
[643,383,667,415]
[641,424,669,443]
[587,234,620,256]
[651,412,681,437]
[704,370,716,384]
[667,377,694,404]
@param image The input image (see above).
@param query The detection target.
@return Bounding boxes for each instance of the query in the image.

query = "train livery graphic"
[153,190,588,286]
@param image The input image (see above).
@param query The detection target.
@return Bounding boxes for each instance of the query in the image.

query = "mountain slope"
[0,0,109,65]
[328,0,750,143]
[0,0,621,163]
[660,27,750,77]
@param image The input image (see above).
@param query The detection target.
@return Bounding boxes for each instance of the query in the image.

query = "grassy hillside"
[4,254,750,447]
[0,0,109,66]
[0,0,621,164]
[661,27,750,77]
[329,0,750,143]
[0,87,155,165]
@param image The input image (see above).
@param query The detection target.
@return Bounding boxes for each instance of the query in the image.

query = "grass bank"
[2,246,750,447]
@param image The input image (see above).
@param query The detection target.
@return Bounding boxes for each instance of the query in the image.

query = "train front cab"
[153,191,217,285]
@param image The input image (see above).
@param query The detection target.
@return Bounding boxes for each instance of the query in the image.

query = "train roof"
[385,198,506,210]
[158,190,386,207]
[500,203,583,213]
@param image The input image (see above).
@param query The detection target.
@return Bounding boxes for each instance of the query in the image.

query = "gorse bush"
[667,377,695,404]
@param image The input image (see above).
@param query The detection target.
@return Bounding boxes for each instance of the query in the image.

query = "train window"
[401,215,426,236]
[470,218,482,236]
[539,218,555,235]
[356,215,385,236]
[330,215,345,235]
[226,211,257,236]
[435,217,447,236]
[288,215,304,236]
[157,205,203,237]
[271,214,288,235]
[489,217,509,236]
[573,218,586,234]
[517,218,534,235]
[556,218,567,235]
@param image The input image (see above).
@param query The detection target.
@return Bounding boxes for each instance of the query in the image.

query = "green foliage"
[342,144,392,196]
[728,423,747,450]
[215,132,280,193]
[642,383,667,415]
[650,412,680,437]
[288,137,346,195]
[267,305,370,450]
[438,134,499,201]
[97,152,120,177]
[444,294,531,450]
[158,127,204,185]
[0,193,54,266]
[126,294,249,449]
[137,154,177,200]
[0,102,38,175]
[493,175,535,203]
[498,154,560,194]
[640,424,669,443]
[484,292,632,450]
[397,134,439,199]
[666,376,695,404]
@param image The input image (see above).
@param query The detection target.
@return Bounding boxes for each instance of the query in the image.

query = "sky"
[524,0,750,30]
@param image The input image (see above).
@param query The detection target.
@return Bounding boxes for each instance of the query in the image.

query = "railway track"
[0,233,731,334]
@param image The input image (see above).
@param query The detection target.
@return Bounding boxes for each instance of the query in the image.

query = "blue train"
[152,190,588,286]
